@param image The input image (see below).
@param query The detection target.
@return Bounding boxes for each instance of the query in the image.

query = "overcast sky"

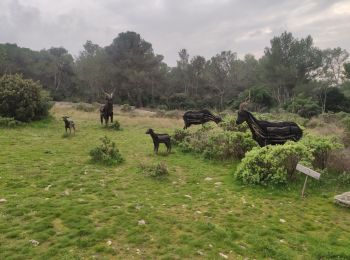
[0,0,349,66]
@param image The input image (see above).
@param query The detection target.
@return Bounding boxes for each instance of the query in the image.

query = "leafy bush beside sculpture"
[235,142,311,185]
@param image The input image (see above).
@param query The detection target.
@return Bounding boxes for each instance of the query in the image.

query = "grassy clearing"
[0,103,349,259]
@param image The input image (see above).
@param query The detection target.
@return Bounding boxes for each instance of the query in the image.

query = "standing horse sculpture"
[100,91,114,125]
[236,103,303,147]
[183,109,222,129]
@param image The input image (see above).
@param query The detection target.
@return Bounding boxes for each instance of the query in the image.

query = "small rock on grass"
[106,240,112,246]
[0,198,7,203]
[205,177,213,181]
[29,239,39,246]
[184,194,192,199]
[138,219,146,225]
[219,252,228,259]
[279,218,286,223]
[334,192,350,208]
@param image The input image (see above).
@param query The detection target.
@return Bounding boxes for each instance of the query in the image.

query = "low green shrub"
[75,103,96,112]
[154,109,166,117]
[301,135,343,170]
[165,110,182,119]
[139,162,169,177]
[172,128,190,145]
[219,115,248,132]
[120,104,134,112]
[154,109,182,119]
[177,126,256,160]
[0,116,23,128]
[108,121,121,131]
[89,136,124,165]
[235,142,311,185]
[341,116,350,133]
[157,104,168,110]
[337,172,350,185]
[203,131,257,160]
[285,96,321,118]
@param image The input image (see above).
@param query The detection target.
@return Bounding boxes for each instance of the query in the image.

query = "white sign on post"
[296,163,321,197]
[296,164,321,180]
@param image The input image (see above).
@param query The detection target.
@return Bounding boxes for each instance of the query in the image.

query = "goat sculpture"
[100,91,114,125]
[62,116,75,134]
[183,109,222,129]
[236,103,303,147]
[146,128,171,153]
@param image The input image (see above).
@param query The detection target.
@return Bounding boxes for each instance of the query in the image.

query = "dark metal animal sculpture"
[146,128,171,153]
[183,109,222,129]
[62,116,75,134]
[100,91,114,125]
[236,103,303,147]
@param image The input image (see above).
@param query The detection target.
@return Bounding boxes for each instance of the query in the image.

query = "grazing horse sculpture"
[183,109,222,129]
[236,103,303,147]
[100,91,114,125]
[146,128,171,153]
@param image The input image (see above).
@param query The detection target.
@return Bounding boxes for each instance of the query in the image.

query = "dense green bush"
[203,132,257,160]
[235,142,311,185]
[301,135,343,169]
[337,172,350,185]
[168,93,196,110]
[219,115,248,132]
[231,85,275,111]
[172,128,191,145]
[139,162,169,178]
[285,96,321,118]
[0,74,52,122]
[89,136,124,165]
[177,126,256,160]
[0,116,23,128]
[326,88,350,113]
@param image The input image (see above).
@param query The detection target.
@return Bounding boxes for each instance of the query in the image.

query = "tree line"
[0,31,350,116]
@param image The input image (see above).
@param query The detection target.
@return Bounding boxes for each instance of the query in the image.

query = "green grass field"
[0,104,349,259]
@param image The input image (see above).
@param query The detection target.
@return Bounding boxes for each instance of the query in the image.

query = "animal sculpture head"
[236,102,250,125]
[145,128,154,135]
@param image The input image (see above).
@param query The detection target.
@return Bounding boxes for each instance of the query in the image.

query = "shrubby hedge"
[219,115,248,132]
[285,96,321,118]
[175,125,257,161]
[0,116,23,128]
[139,162,169,178]
[300,135,343,169]
[235,142,311,185]
[90,136,124,165]
[0,74,52,122]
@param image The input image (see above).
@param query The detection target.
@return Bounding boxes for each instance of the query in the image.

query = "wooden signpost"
[296,164,321,197]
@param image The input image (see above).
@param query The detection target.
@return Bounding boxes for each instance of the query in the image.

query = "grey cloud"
[0,0,349,65]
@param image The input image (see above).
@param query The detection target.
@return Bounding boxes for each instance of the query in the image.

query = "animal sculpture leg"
[110,113,113,123]
[154,143,159,153]
[166,142,171,153]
